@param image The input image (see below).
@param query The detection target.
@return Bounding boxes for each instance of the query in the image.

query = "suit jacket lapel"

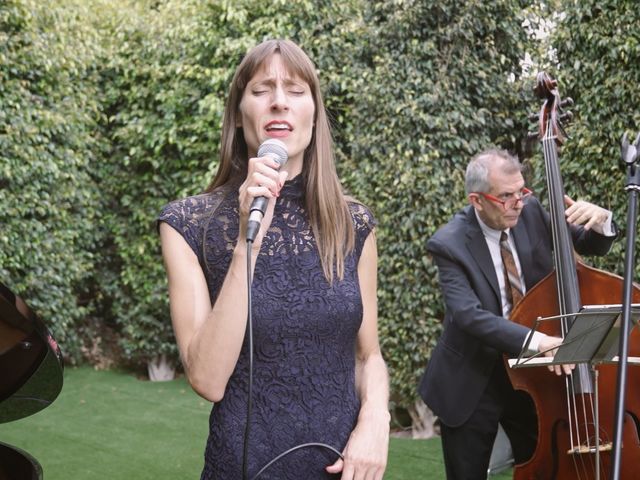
[464,207,501,302]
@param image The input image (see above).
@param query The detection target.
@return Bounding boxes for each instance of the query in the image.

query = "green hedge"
[549,0,640,276]
[0,0,108,358]
[4,0,637,413]
[339,0,537,404]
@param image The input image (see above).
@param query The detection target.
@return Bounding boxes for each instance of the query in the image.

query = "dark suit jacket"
[418,197,615,427]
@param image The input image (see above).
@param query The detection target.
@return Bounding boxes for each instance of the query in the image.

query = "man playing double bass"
[419,148,617,479]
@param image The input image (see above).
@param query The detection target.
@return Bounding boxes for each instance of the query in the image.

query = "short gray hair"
[465,148,521,195]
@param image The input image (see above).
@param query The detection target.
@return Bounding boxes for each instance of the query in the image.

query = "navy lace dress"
[158,175,376,480]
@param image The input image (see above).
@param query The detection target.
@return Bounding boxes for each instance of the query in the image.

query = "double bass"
[506,73,640,479]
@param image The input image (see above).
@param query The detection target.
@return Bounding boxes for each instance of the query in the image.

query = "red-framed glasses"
[476,187,533,211]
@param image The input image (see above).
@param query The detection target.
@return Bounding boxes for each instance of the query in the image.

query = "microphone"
[246,139,288,242]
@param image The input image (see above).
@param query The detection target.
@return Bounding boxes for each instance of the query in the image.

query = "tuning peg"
[527,130,540,140]
[557,122,570,142]
[560,98,574,108]
[559,111,573,123]
[528,113,538,123]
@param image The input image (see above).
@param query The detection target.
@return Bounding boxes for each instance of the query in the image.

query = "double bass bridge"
[568,442,613,455]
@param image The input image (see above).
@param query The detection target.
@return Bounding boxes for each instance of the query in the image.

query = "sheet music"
[509,304,640,368]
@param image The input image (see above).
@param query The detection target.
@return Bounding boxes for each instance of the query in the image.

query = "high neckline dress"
[159,175,376,479]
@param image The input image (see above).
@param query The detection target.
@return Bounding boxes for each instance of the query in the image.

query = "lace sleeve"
[349,201,377,259]
[158,189,231,258]
[157,197,205,258]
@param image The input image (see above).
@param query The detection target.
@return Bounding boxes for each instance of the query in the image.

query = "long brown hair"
[206,39,354,282]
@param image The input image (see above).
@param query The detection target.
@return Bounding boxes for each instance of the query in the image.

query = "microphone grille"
[257,139,288,168]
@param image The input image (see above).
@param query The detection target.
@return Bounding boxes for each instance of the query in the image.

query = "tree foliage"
[0,0,107,358]
[339,0,537,405]
[6,0,632,416]
[545,0,640,276]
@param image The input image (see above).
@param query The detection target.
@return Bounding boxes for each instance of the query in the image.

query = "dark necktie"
[500,231,524,313]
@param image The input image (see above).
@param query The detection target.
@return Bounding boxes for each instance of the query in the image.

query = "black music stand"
[555,304,640,365]
[509,304,640,369]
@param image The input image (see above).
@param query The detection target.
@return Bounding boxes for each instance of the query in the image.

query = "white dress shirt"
[474,210,544,353]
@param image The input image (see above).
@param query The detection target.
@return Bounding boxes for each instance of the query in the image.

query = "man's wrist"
[597,210,615,236]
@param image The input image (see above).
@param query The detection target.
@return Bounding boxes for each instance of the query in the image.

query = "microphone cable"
[242,239,255,480]
[243,238,343,480]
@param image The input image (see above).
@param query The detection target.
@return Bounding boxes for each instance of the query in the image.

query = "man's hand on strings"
[564,195,610,235]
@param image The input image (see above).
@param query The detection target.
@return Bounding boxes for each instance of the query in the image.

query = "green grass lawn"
[0,367,512,479]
